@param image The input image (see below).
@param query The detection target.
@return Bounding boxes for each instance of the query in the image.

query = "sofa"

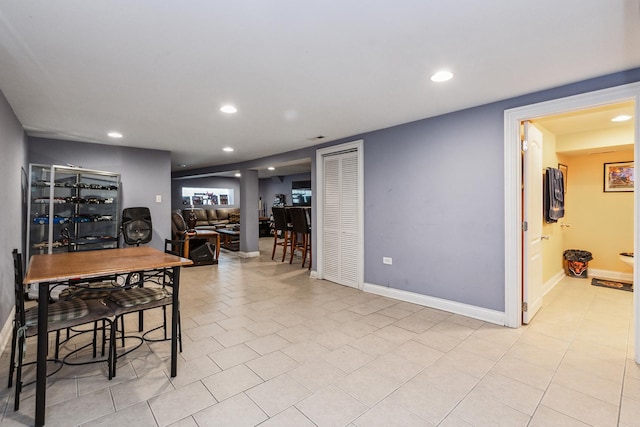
[172,207,240,239]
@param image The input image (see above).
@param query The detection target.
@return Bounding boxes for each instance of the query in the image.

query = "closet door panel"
[321,150,359,288]
[322,155,341,283]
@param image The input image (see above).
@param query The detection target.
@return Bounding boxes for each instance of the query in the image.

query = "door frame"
[503,82,640,361]
[315,139,364,288]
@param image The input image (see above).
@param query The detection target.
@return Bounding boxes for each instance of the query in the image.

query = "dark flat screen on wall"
[292,180,311,206]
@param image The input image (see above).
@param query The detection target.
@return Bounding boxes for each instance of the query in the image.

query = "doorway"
[503,82,640,362]
[315,140,364,289]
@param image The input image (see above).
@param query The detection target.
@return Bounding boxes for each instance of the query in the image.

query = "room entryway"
[504,82,640,363]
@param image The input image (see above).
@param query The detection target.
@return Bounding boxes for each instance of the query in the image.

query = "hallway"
[0,240,637,426]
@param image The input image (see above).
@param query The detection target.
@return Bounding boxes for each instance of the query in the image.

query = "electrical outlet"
[155,195,162,203]
[383,257,392,265]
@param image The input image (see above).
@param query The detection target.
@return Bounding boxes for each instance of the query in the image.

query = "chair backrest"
[164,238,184,257]
[289,207,309,234]
[304,208,311,230]
[12,249,26,327]
[272,207,288,231]
[171,211,187,238]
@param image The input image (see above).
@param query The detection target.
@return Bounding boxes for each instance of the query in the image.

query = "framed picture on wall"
[558,163,568,193]
[604,161,634,192]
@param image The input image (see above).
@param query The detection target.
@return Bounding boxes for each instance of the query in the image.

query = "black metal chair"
[8,249,115,411]
[104,242,183,378]
[57,234,121,361]
[56,278,118,362]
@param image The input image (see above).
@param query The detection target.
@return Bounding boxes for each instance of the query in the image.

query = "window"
[181,187,234,206]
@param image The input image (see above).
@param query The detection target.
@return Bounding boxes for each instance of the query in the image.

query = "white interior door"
[523,121,544,323]
[321,148,361,288]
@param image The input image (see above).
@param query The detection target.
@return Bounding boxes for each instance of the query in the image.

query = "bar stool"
[288,207,311,269]
[271,207,291,262]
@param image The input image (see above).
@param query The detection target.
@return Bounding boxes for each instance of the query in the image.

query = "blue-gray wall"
[259,172,312,214]
[0,89,28,349]
[363,105,504,309]
[172,68,640,314]
[354,68,640,312]
[28,137,172,252]
[240,169,260,253]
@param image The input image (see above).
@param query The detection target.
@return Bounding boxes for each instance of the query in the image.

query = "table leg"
[171,266,180,377]
[183,237,191,259]
[138,271,145,332]
[215,234,220,259]
[35,283,49,426]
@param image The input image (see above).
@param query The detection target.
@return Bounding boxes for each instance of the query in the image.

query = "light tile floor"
[1,239,638,426]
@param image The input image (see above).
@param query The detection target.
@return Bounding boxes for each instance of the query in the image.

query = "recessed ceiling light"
[179,164,187,168]
[611,114,632,122]
[267,166,275,171]
[430,70,453,82]
[234,173,241,177]
[223,147,234,152]
[107,131,123,138]
[220,105,238,114]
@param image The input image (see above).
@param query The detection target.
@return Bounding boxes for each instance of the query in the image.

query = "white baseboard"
[524,270,565,323]
[310,270,319,279]
[238,251,260,258]
[588,268,633,282]
[363,282,506,326]
[544,270,566,296]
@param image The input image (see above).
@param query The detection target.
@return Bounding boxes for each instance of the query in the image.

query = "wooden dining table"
[23,246,192,426]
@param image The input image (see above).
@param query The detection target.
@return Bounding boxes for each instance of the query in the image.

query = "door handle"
[541,235,550,240]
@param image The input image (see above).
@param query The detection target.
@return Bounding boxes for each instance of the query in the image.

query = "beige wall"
[538,124,566,283]
[561,148,634,273]
[539,121,634,279]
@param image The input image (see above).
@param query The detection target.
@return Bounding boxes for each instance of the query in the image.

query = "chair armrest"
[164,239,186,257]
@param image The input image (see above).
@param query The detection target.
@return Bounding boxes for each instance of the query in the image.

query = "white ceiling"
[0,1,639,173]
[534,101,635,155]
[534,102,634,135]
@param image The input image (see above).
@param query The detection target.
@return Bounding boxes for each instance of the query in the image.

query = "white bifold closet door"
[322,149,359,288]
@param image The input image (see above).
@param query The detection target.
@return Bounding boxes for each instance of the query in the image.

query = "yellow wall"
[561,149,634,273]
[538,124,565,283]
